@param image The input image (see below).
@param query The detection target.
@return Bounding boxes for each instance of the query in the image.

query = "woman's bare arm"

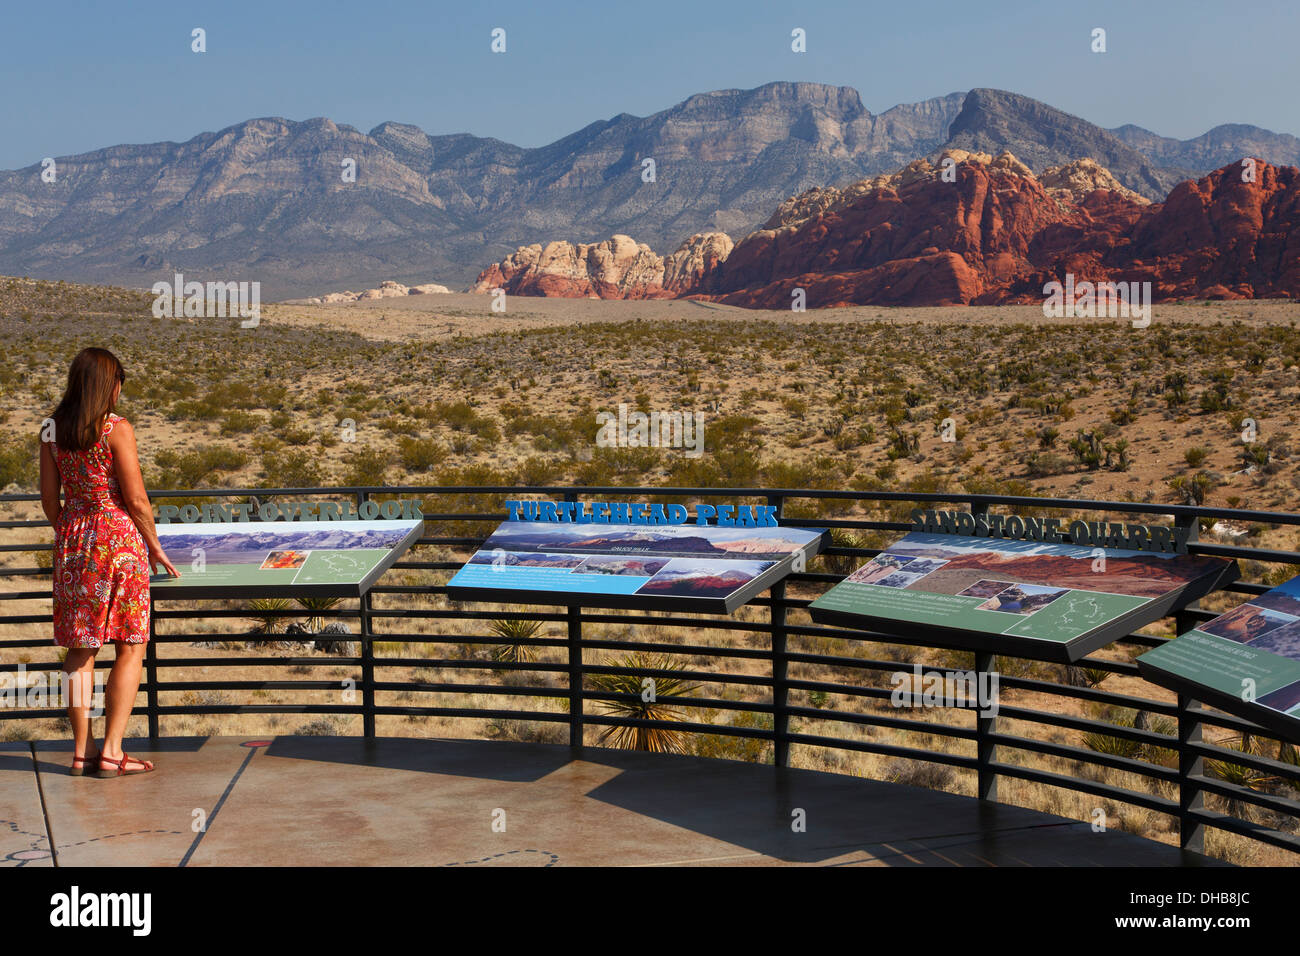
[108,419,179,576]
[39,439,61,526]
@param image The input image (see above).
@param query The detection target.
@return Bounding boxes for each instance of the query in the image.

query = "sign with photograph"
[149,518,425,598]
[1137,574,1300,743]
[808,531,1237,662]
[447,520,829,613]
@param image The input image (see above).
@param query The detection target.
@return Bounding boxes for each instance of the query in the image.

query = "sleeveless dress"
[50,413,151,648]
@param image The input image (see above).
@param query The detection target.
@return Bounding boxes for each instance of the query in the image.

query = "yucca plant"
[1081,667,1112,688]
[821,529,866,577]
[1082,728,1144,760]
[1082,709,1145,760]
[1206,736,1267,818]
[588,652,700,753]
[247,597,294,635]
[296,595,342,633]
[489,617,544,663]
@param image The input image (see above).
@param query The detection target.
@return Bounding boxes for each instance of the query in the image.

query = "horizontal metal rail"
[2,484,1299,861]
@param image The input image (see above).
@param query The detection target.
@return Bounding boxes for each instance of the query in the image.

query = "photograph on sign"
[448,521,827,612]
[809,531,1236,661]
[149,518,425,598]
[1138,574,1300,740]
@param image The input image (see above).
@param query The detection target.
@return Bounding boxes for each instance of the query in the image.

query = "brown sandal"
[70,752,101,777]
[95,753,155,778]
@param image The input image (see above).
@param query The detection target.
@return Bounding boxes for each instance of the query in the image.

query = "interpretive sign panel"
[149,518,425,598]
[1138,574,1300,743]
[808,531,1237,662]
[448,518,828,613]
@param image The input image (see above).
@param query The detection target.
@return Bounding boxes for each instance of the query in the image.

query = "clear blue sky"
[1,0,1296,170]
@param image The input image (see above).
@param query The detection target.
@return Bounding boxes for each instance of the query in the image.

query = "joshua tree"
[1069,430,1103,470]
[1169,471,1215,505]
[1104,438,1131,472]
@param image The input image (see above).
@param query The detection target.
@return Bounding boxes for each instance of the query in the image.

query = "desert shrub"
[281,425,316,446]
[398,436,447,473]
[152,445,249,488]
[260,449,324,489]
[434,400,500,442]
[691,710,774,763]
[169,397,222,421]
[885,758,954,791]
[517,455,561,486]
[340,446,389,487]
[294,718,343,736]
[0,435,39,489]
[782,396,808,419]
[667,445,760,488]
[1110,404,1139,426]
[218,410,262,435]
[1199,382,1233,413]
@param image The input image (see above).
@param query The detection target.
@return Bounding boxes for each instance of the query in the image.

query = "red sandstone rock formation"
[468,155,1299,307]
[694,155,1299,306]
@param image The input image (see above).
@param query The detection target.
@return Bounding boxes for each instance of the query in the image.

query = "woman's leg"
[62,647,100,758]
[100,641,153,771]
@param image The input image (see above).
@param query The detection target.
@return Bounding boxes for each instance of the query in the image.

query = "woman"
[38,348,179,777]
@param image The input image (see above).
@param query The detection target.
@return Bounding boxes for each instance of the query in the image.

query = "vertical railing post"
[563,491,583,749]
[974,649,998,801]
[967,502,997,799]
[359,590,375,739]
[1177,693,1206,854]
[567,605,583,749]
[357,489,376,739]
[768,494,790,769]
[146,596,159,740]
[1170,510,1205,852]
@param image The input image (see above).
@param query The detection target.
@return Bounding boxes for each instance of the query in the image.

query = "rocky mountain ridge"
[2,82,1296,298]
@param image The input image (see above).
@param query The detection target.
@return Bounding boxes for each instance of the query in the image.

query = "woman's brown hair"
[50,348,125,452]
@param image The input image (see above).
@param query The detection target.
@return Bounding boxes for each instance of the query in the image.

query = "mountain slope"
[1111,122,1300,174]
[0,82,1293,298]
[944,89,1177,200]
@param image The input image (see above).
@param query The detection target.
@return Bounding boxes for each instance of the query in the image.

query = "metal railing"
[2,484,1299,860]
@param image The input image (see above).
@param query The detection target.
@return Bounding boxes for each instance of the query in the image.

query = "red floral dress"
[50,413,151,648]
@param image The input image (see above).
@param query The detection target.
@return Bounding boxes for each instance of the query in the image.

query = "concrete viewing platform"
[1,736,1219,867]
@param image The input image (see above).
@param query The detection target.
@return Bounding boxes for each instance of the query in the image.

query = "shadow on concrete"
[2,735,1223,866]
[260,735,575,783]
